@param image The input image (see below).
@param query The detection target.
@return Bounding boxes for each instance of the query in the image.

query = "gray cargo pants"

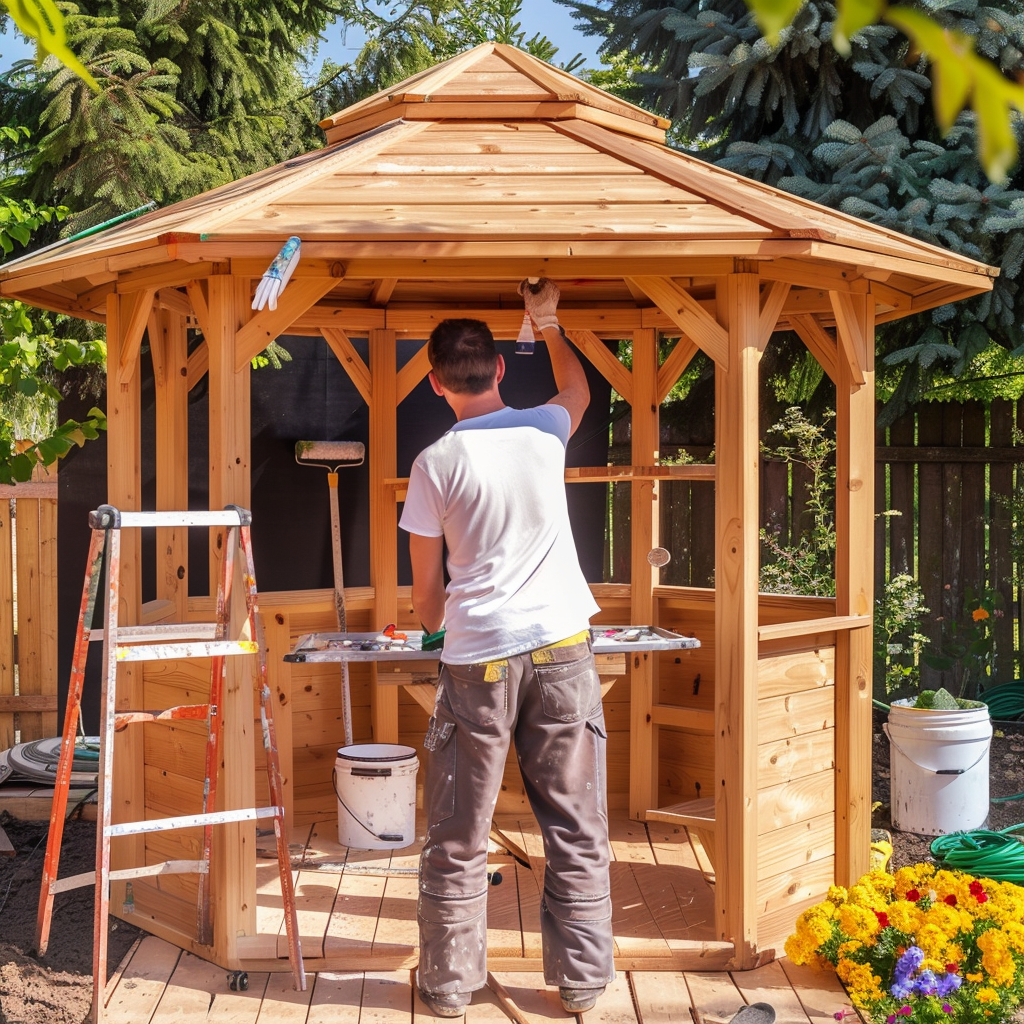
[417,636,614,999]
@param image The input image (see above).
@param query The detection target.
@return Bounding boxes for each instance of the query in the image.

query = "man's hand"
[519,278,560,330]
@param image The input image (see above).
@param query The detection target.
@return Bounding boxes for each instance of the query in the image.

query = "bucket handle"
[332,768,405,844]
[882,723,990,776]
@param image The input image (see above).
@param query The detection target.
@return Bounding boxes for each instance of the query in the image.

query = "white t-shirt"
[399,404,599,665]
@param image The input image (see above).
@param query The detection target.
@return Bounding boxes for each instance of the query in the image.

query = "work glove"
[518,277,560,330]
[253,236,301,311]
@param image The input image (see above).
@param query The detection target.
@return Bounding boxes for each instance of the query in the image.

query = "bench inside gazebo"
[0,42,995,983]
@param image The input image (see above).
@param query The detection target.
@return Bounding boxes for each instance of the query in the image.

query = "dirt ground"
[2,716,1024,1024]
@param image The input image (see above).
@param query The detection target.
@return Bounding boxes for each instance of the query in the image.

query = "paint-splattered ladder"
[34,505,305,1023]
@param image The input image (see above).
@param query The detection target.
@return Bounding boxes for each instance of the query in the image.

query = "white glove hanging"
[252,236,302,311]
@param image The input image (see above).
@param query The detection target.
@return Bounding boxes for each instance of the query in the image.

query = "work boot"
[419,989,469,1018]
[559,985,606,1013]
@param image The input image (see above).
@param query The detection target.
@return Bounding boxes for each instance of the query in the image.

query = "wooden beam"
[187,339,209,392]
[830,291,868,386]
[628,277,729,368]
[0,497,13,749]
[153,310,190,621]
[234,277,339,371]
[566,330,632,403]
[147,311,165,389]
[396,343,431,405]
[155,287,193,318]
[657,335,699,405]
[117,261,218,294]
[205,274,256,960]
[369,328,399,745]
[791,315,839,384]
[714,272,761,966]
[321,327,372,406]
[629,328,659,820]
[834,294,874,890]
[370,278,398,305]
[758,281,791,351]
[105,290,145,936]
[186,280,210,335]
[117,289,156,385]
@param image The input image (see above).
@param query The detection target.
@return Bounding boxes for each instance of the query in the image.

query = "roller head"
[295,440,365,469]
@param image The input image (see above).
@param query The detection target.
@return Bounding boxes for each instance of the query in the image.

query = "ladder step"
[114,705,212,729]
[106,806,283,837]
[113,510,246,528]
[116,639,258,662]
[90,622,220,643]
[50,860,209,894]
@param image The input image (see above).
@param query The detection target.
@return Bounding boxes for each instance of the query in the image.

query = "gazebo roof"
[0,42,995,325]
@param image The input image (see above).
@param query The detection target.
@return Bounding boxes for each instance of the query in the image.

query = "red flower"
[945,894,958,906]
[875,911,890,928]
[977,892,989,903]
[906,889,921,902]
[946,963,959,974]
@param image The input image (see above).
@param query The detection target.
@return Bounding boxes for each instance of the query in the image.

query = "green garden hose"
[930,826,1024,883]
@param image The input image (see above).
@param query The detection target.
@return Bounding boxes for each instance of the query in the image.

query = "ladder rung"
[115,705,211,729]
[112,510,246,528]
[90,623,220,643]
[106,806,282,837]
[50,860,209,894]
[116,639,258,662]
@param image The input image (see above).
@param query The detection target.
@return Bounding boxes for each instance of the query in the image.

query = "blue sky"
[0,2,604,74]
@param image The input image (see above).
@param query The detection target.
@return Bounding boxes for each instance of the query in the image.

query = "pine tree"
[563,0,1024,418]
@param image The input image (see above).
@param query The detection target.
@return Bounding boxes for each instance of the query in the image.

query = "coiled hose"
[931,826,1024,883]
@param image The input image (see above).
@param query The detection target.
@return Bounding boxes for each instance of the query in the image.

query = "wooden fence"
[0,462,59,749]
[608,398,1024,694]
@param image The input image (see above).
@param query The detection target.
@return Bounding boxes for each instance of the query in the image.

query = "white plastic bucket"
[333,743,419,850]
[885,699,992,836]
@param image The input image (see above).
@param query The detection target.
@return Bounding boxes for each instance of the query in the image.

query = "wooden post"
[629,328,659,818]
[834,295,875,887]
[205,274,256,955]
[369,328,399,744]
[106,291,145,909]
[153,309,190,618]
[714,270,760,965]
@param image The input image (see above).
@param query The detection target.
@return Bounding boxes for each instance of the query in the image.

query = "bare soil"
[0,813,141,1024]
[1,718,1023,1023]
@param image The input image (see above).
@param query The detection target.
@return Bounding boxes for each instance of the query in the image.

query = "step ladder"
[35,505,305,1020]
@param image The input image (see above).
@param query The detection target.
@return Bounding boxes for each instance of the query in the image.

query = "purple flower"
[941,1006,953,1015]
[913,970,939,996]
[935,973,962,997]
[899,1006,913,1016]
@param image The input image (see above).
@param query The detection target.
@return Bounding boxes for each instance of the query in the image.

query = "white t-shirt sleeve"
[399,458,445,538]
[535,404,571,446]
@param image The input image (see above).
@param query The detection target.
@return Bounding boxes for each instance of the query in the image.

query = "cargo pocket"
[423,708,456,823]
[443,661,508,726]
[533,644,601,723]
[585,710,608,818]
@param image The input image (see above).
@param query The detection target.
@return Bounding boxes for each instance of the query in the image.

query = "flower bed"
[786,863,1024,1023]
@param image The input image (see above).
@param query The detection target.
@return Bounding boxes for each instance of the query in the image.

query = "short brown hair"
[428,319,499,395]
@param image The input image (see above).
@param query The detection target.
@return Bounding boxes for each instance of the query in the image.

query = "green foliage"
[3,0,99,89]
[562,0,1024,420]
[923,584,1004,700]
[874,572,931,698]
[758,407,837,597]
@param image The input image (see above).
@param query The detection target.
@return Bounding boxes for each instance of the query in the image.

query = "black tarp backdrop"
[58,333,613,731]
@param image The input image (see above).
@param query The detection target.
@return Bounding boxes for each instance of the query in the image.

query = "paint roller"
[295,440,365,747]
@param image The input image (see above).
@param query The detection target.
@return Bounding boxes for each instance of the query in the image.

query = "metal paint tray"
[590,626,700,653]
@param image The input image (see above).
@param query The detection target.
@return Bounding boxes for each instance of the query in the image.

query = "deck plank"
[254,972,315,1024]
[325,850,390,957]
[279,869,341,959]
[779,960,858,1023]
[372,850,420,957]
[608,861,672,957]
[488,972,573,1024]
[646,821,716,937]
[251,859,289,959]
[578,973,638,1023]
[732,961,812,1023]
[487,854,524,958]
[103,936,182,1024]
[362,970,414,1024]
[515,860,544,959]
[683,971,746,1024]
[307,971,365,1024]
[630,972,694,1024]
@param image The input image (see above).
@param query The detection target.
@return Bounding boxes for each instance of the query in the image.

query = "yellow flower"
[978,929,1015,987]
[887,900,923,935]
[977,987,1001,1005]
[967,972,984,983]
[973,607,990,621]
[839,904,880,944]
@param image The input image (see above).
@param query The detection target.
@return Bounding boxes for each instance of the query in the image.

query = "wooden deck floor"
[105,935,856,1024]
[239,814,730,974]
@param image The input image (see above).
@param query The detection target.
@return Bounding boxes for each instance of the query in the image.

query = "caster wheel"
[228,971,249,991]
[489,871,503,886]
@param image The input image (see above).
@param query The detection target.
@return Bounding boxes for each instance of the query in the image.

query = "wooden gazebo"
[1,43,995,977]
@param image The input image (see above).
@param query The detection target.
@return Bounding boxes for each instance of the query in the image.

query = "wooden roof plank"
[628,277,729,368]
[234,277,339,371]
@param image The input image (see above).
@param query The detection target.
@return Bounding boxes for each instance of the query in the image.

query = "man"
[399,280,614,1017]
